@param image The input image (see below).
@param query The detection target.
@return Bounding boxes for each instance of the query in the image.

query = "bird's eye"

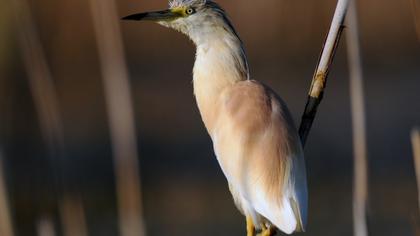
[186,8,195,15]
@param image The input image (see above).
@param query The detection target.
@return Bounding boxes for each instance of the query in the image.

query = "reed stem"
[346,1,369,235]
[411,128,420,213]
[89,0,146,235]
[299,0,349,146]
[0,154,14,236]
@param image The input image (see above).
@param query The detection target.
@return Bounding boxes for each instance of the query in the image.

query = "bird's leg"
[246,216,255,236]
[257,224,276,236]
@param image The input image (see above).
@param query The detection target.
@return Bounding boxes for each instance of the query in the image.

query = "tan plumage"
[195,68,307,234]
[123,0,308,234]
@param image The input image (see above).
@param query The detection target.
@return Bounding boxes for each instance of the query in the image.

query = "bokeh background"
[0,0,419,235]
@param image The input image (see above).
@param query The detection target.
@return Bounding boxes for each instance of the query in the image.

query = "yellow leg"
[257,225,276,236]
[246,216,255,236]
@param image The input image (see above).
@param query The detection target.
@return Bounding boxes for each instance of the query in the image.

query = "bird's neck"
[192,34,249,131]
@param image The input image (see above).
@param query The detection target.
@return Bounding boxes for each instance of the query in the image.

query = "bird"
[122,1,307,235]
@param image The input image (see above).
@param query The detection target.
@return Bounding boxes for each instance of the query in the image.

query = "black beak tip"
[121,13,147,21]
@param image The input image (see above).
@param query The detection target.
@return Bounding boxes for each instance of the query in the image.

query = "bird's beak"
[122,9,183,22]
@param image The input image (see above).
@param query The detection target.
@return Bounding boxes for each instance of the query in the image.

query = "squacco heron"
[123,0,307,235]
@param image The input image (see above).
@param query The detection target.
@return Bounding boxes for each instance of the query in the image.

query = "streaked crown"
[169,0,206,8]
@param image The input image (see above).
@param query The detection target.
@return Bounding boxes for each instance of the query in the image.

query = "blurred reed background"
[0,0,419,235]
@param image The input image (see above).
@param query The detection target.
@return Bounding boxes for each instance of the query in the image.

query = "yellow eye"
[186,8,195,15]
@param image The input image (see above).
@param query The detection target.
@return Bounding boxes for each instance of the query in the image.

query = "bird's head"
[122,0,240,45]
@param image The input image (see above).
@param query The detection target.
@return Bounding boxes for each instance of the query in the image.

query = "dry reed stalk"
[10,0,65,155]
[346,1,369,236]
[0,154,14,236]
[11,0,89,235]
[89,0,146,235]
[412,128,420,213]
[36,217,56,236]
[299,0,349,146]
[410,0,420,42]
[59,195,88,236]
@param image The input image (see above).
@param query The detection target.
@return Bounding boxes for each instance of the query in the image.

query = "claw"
[257,225,276,236]
[246,216,255,236]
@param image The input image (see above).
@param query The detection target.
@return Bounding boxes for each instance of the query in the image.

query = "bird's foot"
[246,216,255,236]
[257,225,276,236]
